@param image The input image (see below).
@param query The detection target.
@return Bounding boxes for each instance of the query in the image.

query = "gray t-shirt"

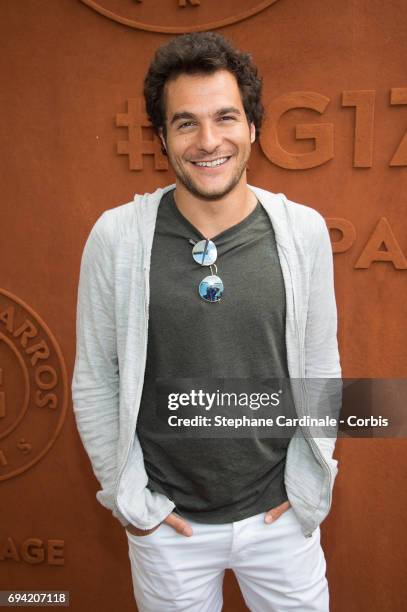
[136,188,290,523]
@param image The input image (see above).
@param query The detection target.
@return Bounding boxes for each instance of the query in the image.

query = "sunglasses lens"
[192,239,217,265]
[199,275,224,302]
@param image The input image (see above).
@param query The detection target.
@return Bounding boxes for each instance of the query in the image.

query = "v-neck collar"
[166,187,261,241]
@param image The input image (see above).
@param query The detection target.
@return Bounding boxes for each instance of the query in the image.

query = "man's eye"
[220,116,235,121]
[179,121,195,129]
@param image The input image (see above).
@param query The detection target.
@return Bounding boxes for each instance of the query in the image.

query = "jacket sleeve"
[304,213,342,462]
[71,215,128,526]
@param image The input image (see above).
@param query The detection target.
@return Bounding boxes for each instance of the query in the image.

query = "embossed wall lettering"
[0,368,4,418]
[354,217,407,269]
[177,0,201,6]
[79,0,281,33]
[137,0,201,5]
[390,88,407,166]
[326,218,357,254]
[0,537,64,565]
[118,90,407,172]
[342,90,375,167]
[116,99,168,171]
[258,89,407,169]
[326,217,406,269]
[114,91,406,272]
[259,92,333,169]
[0,290,68,481]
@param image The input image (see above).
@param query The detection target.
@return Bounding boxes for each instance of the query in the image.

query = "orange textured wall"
[1,0,406,610]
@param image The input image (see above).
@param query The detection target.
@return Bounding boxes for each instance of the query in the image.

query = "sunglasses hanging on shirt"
[189,238,224,303]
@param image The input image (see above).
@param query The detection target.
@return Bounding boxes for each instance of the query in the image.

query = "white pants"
[126,507,329,612]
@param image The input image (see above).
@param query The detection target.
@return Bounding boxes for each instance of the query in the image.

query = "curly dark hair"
[143,32,264,154]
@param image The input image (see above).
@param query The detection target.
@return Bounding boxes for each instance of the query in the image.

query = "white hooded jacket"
[71,184,342,538]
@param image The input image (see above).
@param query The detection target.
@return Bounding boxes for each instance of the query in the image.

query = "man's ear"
[158,128,167,154]
[250,123,256,144]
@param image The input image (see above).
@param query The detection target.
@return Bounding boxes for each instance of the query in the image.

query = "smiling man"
[163,69,255,202]
[72,32,341,611]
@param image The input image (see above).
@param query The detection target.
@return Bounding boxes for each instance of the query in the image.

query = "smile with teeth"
[192,157,230,168]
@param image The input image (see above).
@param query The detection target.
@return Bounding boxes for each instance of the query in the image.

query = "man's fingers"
[264,500,291,524]
[163,512,193,536]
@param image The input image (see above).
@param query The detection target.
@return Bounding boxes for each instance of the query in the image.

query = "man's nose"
[195,122,222,152]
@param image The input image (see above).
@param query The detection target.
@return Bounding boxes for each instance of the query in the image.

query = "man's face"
[160,69,255,201]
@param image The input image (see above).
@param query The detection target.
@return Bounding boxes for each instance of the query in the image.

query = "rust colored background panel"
[1,0,406,610]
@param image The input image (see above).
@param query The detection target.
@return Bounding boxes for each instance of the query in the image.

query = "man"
[72,32,341,611]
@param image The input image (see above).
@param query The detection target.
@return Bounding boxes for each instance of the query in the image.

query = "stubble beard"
[169,150,250,202]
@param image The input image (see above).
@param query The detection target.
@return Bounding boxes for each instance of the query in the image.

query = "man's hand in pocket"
[264,500,291,524]
[125,511,193,537]
[163,512,193,536]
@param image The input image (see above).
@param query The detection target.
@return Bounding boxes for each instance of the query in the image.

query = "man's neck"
[173,178,258,240]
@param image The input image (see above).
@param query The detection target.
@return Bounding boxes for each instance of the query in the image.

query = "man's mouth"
[190,156,231,168]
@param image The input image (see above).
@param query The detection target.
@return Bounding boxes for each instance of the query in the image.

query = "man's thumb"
[165,512,193,537]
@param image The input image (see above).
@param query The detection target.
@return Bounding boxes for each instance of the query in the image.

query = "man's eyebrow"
[170,111,196,126]
[216,106,242,116]
[169,107,242,126]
